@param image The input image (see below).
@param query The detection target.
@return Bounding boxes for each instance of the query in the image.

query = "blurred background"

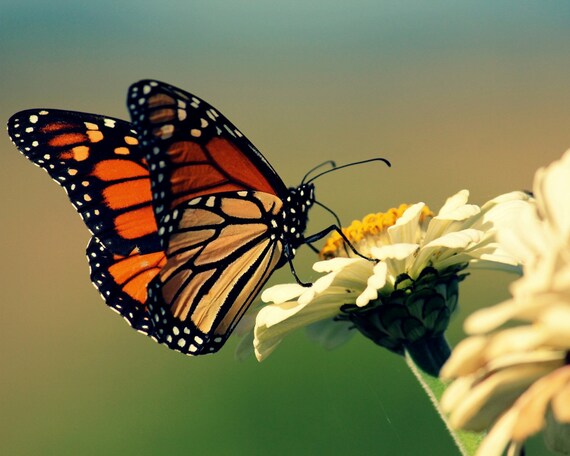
[2,1,570,454]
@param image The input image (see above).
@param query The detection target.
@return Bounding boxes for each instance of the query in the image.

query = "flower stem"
[405,334,451,376]
[405,354,484,456]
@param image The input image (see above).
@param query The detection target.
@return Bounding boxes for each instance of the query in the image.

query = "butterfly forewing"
[126,80,288,247]
[146,191,284,354]
[7,109,161,256]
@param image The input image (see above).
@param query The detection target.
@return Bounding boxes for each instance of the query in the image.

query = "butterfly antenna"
[305,157,391,184]
[301,160,337,184]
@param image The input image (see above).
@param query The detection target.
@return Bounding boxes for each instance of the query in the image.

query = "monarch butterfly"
[8,80,389,355]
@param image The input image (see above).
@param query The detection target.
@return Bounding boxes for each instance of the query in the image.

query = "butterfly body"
[7,80,328,355]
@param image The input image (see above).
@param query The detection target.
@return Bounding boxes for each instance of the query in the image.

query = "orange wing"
[7,109,160,256]
[8,108,166,336]
[127,80,288,248]
[87,238,166,335]
[145,191,284,354]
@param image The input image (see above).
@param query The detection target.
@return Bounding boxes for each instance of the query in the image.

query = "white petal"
[312,257,360,273]
[387,202,424,244]
[515,246,570,297]
[310,272,338,295]
[256,299,310,329]
[438,189,470,215]
[261,283,306,304]
[297,288,317,306]
[440,375,478,414]
[423,194,481,245]
[371,243,418,280]
[356,261,387,306]
[424,228,483,250]
[446,361,560,431]
[534,149,570,237]
[475,407,518,456]
[306,259,373,305]
[440,336,489,378]
[254,293,351,361]
[480,190,531,208]
[412,229,482,275]
[497,203,548,264]
[475,191,532,229]
[541,306,570,333]
[371,243,418,261]
[465,299,521,334]
[355,287,378,307]
[439,204,481,222]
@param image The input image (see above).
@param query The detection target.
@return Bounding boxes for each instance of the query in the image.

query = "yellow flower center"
[320,204,434,259]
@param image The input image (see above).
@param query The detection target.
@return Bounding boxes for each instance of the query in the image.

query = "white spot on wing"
[223,124,236,138]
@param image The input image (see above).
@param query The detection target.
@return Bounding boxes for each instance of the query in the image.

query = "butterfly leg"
[306,243,320,254]
[303,225,377,262]
[288,258,313,287]
[281,243,313,287]
[305,241,351,259]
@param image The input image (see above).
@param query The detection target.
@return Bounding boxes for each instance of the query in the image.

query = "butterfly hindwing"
[146,191,284,354]
[126,79,288,247]
[87,238,166,335]
[7,109,160,256]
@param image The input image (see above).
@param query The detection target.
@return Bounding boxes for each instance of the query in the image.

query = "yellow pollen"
[320,204,433,259]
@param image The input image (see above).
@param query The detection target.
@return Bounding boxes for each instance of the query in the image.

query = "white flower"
[441,150,570,455]
[252,190,531,367]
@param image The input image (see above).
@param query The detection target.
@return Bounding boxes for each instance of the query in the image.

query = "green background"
[2,1,569,454]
